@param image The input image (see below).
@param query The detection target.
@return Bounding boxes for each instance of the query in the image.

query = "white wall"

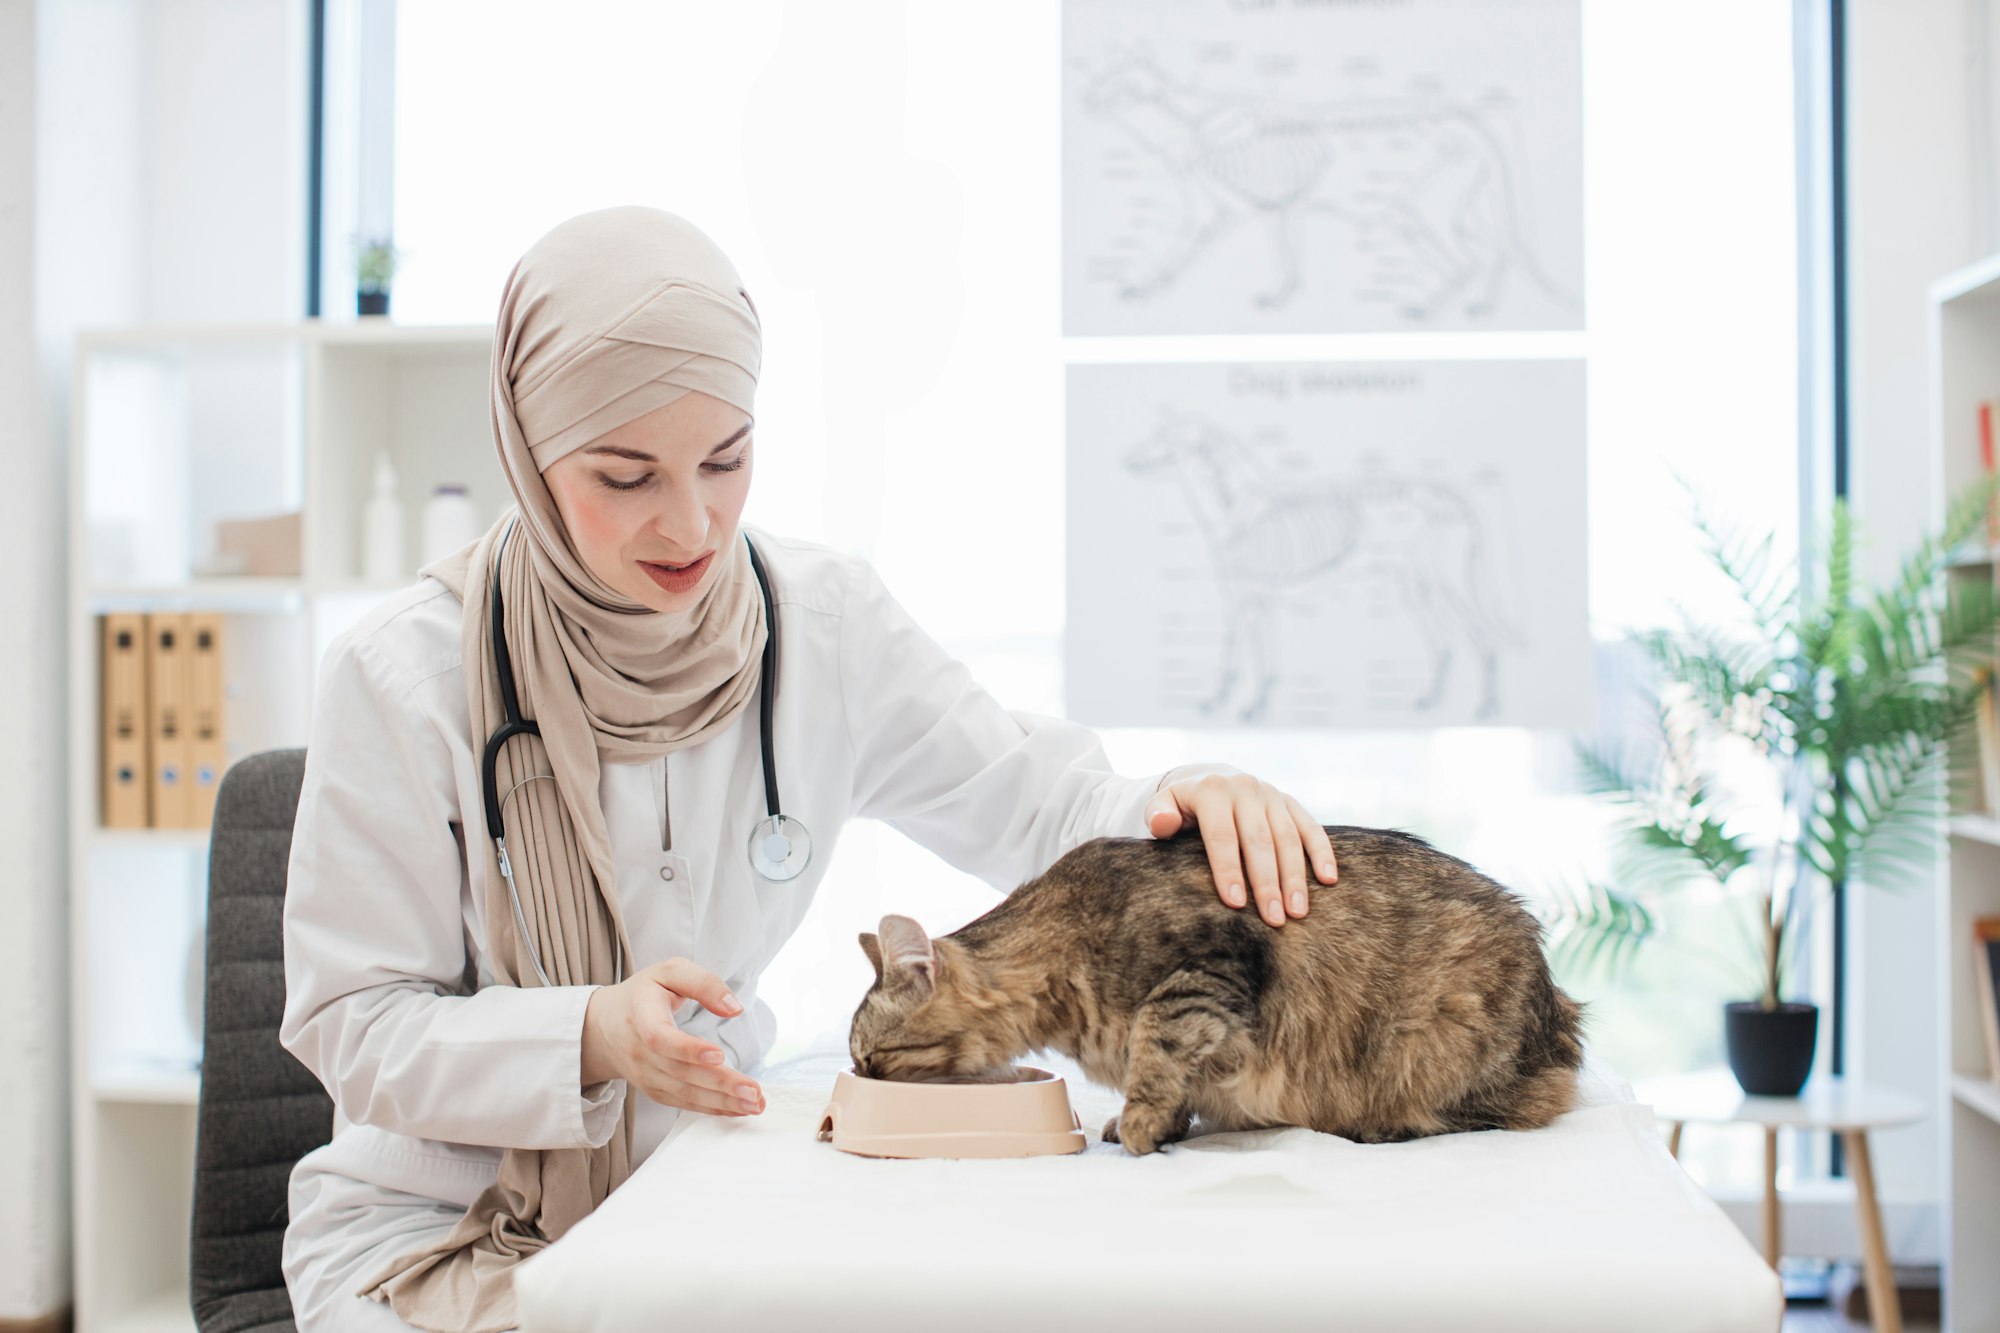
[1,0,63,1315]
[1845,0,1985,1261]
[6,0,307,1317]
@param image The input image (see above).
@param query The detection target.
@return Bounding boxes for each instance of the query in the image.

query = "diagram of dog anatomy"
[1122,410,1525,723]
[1062,0,1583,335]
[1064,361,1590,729]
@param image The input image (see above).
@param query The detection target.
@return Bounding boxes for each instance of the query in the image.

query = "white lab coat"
[278,525,1230,1332]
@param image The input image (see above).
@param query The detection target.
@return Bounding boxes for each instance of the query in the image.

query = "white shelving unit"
[1932,252,2000,1333]
[66,319,498,1332]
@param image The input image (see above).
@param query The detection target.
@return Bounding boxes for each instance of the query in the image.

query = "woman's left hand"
[1144,773,1338,928]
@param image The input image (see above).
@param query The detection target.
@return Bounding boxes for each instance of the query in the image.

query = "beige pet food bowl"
[816,1066,1089,1159]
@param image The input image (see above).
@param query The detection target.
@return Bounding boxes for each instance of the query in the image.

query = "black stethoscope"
[479,517,812,987]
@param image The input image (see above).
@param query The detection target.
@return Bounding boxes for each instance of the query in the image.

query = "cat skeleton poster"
[1062,0,1584,335]
[1064,359,1588,729]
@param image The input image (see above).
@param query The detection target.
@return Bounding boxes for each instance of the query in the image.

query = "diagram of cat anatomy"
[1122,408,1526,722]
[1074,46,1579,322]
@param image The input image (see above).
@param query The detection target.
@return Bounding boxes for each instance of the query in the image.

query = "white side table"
[1637,1070,1924,1333]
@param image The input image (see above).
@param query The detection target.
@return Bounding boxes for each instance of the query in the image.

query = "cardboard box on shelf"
[201,510,301,577]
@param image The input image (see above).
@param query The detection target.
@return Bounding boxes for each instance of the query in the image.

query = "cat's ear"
[877,914,936,998]
[858,932,884,982]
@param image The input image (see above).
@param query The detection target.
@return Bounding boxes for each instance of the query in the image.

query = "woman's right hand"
[581,957,765,1116]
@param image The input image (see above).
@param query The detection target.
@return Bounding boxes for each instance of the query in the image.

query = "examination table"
[513,1036,1783,1332]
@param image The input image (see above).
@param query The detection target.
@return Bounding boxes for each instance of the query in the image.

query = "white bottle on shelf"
[361,451,406,584]
[420,484,480,567]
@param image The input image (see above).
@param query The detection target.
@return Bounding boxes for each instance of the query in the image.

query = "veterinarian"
[278,206,1339,1333]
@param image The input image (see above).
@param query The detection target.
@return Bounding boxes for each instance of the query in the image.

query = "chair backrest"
[189,748,332,1332]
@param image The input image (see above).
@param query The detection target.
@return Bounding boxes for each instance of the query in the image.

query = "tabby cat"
[850,826,1584,1155]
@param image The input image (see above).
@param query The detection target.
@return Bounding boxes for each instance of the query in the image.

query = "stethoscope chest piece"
[748,812,811,882]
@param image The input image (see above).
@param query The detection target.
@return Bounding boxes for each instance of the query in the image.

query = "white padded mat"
[516,1036,1781,1333]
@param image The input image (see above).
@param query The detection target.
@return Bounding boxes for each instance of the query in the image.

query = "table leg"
[1667,1120,1683,1159]
[1845,1130,1901,1333]
[1762,1127,1780,1270]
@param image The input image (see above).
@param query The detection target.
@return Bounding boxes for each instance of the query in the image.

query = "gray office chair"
[190,748,332,1332]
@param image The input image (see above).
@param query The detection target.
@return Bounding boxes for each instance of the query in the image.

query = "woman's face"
[542,390,754,612]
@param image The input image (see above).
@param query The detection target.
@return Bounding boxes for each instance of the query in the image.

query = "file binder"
[186,611,225,831]
[99,612,150,828]
[144,611,193,829]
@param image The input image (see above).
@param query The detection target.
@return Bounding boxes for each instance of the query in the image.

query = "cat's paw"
[1100,1114,1123,1146]
[1112,1103,1173,1156]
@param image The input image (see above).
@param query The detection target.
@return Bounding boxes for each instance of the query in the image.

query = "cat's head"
[848,914,1020,1084]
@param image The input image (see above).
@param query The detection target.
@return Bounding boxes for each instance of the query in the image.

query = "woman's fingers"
[636,1038,763,1111]
[625,975,762,1108]
[1268,793,1309,918]
[1289,796,1338,884]
[1165,773,1333,927]
[637,1077,762,1117]
[1246,820,1285,926]
[649,956,744,1019]
[1187,775,1282,923]
[643,1022,761,1100]
[663,1055,765,1106]
[591,956,763,1117]
[1223,780,1284,926]
[1192,783,1246,909]
[656,1034,762,1101]
[670,1072,762,1115]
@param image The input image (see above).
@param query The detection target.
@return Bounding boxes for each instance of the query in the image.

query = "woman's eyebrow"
[583,422,752,463]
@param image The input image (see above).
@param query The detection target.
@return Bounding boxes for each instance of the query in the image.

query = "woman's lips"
[639,551,713,593]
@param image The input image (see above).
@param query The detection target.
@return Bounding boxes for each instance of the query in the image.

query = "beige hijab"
[356,206,769,1333]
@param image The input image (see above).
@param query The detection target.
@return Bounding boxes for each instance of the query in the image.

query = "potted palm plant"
[1551,474,2000,1096]
[355,235,401,317]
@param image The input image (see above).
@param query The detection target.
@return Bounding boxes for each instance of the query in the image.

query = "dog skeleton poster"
[1064,359,1588,728]
[1061,0,1584,335]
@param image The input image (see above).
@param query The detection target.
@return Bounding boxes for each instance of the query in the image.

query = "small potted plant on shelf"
[355,234,401,317]
[1549,473,2000,1097]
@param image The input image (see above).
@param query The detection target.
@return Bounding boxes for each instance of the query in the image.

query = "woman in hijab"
[278,206,1339,1333]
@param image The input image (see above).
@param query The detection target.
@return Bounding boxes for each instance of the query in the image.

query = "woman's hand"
[581,957,765,1116]
[1144,773,1338,928]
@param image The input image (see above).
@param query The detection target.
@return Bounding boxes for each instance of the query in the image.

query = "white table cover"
[516,1037,1781,1333]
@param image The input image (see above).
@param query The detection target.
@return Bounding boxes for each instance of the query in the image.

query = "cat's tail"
[1440,975,1588,1134]
[1534,976,1587,1072]
[1484,981,1587,1132]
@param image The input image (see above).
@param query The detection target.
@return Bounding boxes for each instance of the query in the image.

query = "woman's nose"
[649,488,710,549]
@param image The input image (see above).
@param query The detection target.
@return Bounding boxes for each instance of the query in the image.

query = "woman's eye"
[596,449,746,492]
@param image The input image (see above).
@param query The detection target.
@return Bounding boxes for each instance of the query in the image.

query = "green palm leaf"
[1580,474,2000,1004]
[1542,877,1658,983]
[1675,469,1799,643]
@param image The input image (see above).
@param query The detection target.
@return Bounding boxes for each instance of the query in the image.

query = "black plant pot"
[357,289,390,317]
[1725,1001,1819,1097]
